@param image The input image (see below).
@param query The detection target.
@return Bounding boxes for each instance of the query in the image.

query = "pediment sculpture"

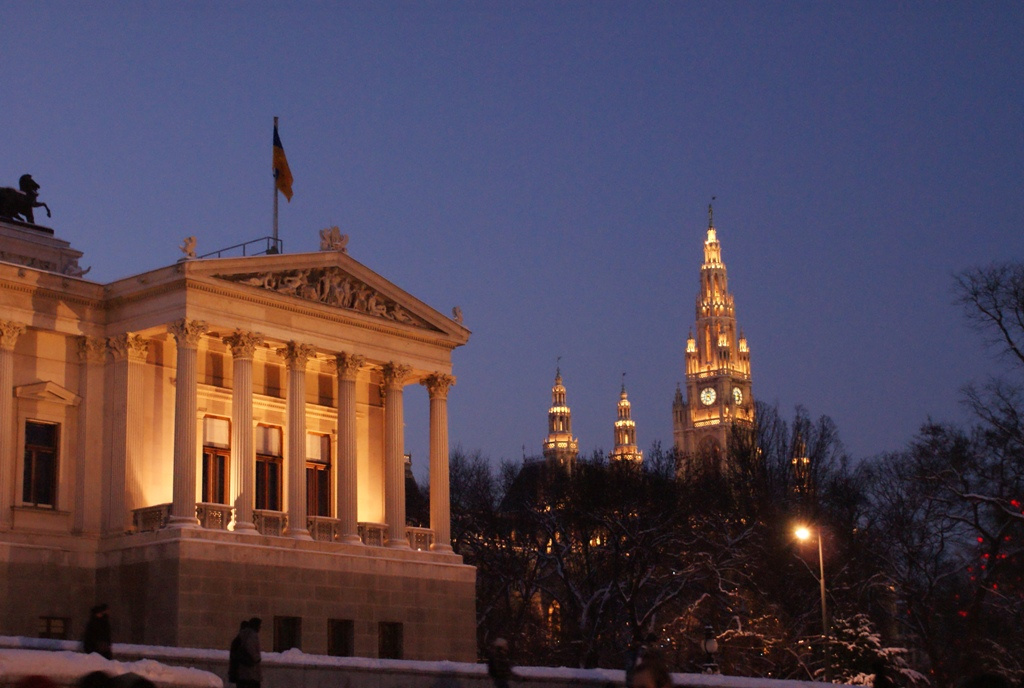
[217,267,429,329]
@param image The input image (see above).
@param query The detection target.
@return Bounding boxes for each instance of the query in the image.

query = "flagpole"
[273,116,279,244]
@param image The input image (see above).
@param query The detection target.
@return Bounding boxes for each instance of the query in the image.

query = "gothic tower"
[543,368,579,470]
[673,205,753,471]
[610,380,642,464]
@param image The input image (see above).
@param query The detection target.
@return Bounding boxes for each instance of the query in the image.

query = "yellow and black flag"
[273,122,293,201]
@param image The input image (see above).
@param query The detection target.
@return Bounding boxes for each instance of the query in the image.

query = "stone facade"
[0,219,474,660]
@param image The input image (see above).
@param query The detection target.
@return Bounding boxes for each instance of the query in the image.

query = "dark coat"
[82,614,113,659]
[234,626,262,683]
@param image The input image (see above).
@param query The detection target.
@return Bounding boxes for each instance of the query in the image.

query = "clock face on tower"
[700,387,717,406]
[733,387,743,405]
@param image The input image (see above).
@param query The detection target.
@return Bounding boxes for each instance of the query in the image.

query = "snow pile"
[0,649,221,688]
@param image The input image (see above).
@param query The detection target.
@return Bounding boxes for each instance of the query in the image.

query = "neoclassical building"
[672,207,754,471]
[0,218,474,660]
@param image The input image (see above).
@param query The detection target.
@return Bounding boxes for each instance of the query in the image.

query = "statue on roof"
[180,236,197,259]
[319,226,349,252]
[0,174,51,225]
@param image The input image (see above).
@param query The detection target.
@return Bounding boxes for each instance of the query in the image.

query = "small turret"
[543,366,579,470]
[610,378,642,464]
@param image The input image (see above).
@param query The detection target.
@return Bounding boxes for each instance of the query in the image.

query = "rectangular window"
[273,616,301,652]
[378,621,403,660]
[23,420,59,507]
[255,425,283,511]
[38,616,68,639]
[327,619,354,657]
[202,417,230,504]
[306,433,331,517]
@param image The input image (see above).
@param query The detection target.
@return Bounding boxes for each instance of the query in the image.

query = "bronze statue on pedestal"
[0,174,51,224]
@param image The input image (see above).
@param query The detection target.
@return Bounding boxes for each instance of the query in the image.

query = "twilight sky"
[3,2,1022,479]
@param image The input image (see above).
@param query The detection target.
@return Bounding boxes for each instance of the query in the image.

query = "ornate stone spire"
[674,207,754,472]
[610,377,642,464]
[543,366,578,470]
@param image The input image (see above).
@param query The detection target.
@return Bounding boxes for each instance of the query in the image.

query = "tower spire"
[674,204,754,474]
[611,376,642,464]
[543,364,578,470]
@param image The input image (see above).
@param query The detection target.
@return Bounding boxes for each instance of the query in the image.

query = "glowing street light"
[795,525,829,681]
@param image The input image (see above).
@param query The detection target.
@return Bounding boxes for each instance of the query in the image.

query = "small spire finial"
[708,196,716,229]
[621,371,626,393]
[556,355,562,377]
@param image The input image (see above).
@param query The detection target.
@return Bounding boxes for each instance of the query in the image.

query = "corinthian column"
[107,332,149,533]
[381,362,412,548]
[169,319,207,527]
[75,337,106,534]
[422,373,455,553]
[335,352,364,544]
[280,342,316,540]
[0,321,26,530]
[225,331,264,532]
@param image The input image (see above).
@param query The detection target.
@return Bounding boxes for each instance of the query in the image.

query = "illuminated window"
[23,420,58,507]
[38,616,68,639]
[546,600,562,637]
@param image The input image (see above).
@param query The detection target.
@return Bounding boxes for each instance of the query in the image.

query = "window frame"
[202,416,231,505]
[306,433,332,518]
[22,419,60,508]
[255,424,283,512]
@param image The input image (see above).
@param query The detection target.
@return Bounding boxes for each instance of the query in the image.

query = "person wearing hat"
[82,604,113,659]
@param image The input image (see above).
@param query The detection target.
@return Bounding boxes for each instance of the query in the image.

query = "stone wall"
[0,528,476,663]
[96,528,477,661]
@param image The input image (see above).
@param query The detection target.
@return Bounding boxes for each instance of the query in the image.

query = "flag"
[273,123,293,201]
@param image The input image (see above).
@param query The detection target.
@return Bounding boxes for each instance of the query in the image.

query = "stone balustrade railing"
[196,503,232,530]
[133,503,171,531]
[129,505,434,550]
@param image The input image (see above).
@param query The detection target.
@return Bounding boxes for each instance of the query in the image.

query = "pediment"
[190,251,469,342]
[215,265,434,329]
[16,381,81,406]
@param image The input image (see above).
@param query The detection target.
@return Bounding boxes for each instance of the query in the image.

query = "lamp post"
[795,526,829,682]
[701,624,719,674]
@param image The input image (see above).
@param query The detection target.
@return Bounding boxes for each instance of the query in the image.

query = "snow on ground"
[0,645,220,688]
[0,636,828,688]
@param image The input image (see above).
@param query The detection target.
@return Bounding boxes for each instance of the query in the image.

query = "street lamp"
[701,624,719,674]
[795,525,829,682]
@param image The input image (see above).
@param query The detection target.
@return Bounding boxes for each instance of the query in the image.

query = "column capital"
[380,361,413,390]
[422,372,456,400]
[0,321,27,350]
[77,336,107,364]
[223,330,265,359]
[278,341,317,369]
[169,319,208,349]
[107,333,149,362]
[333,352,365,381]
